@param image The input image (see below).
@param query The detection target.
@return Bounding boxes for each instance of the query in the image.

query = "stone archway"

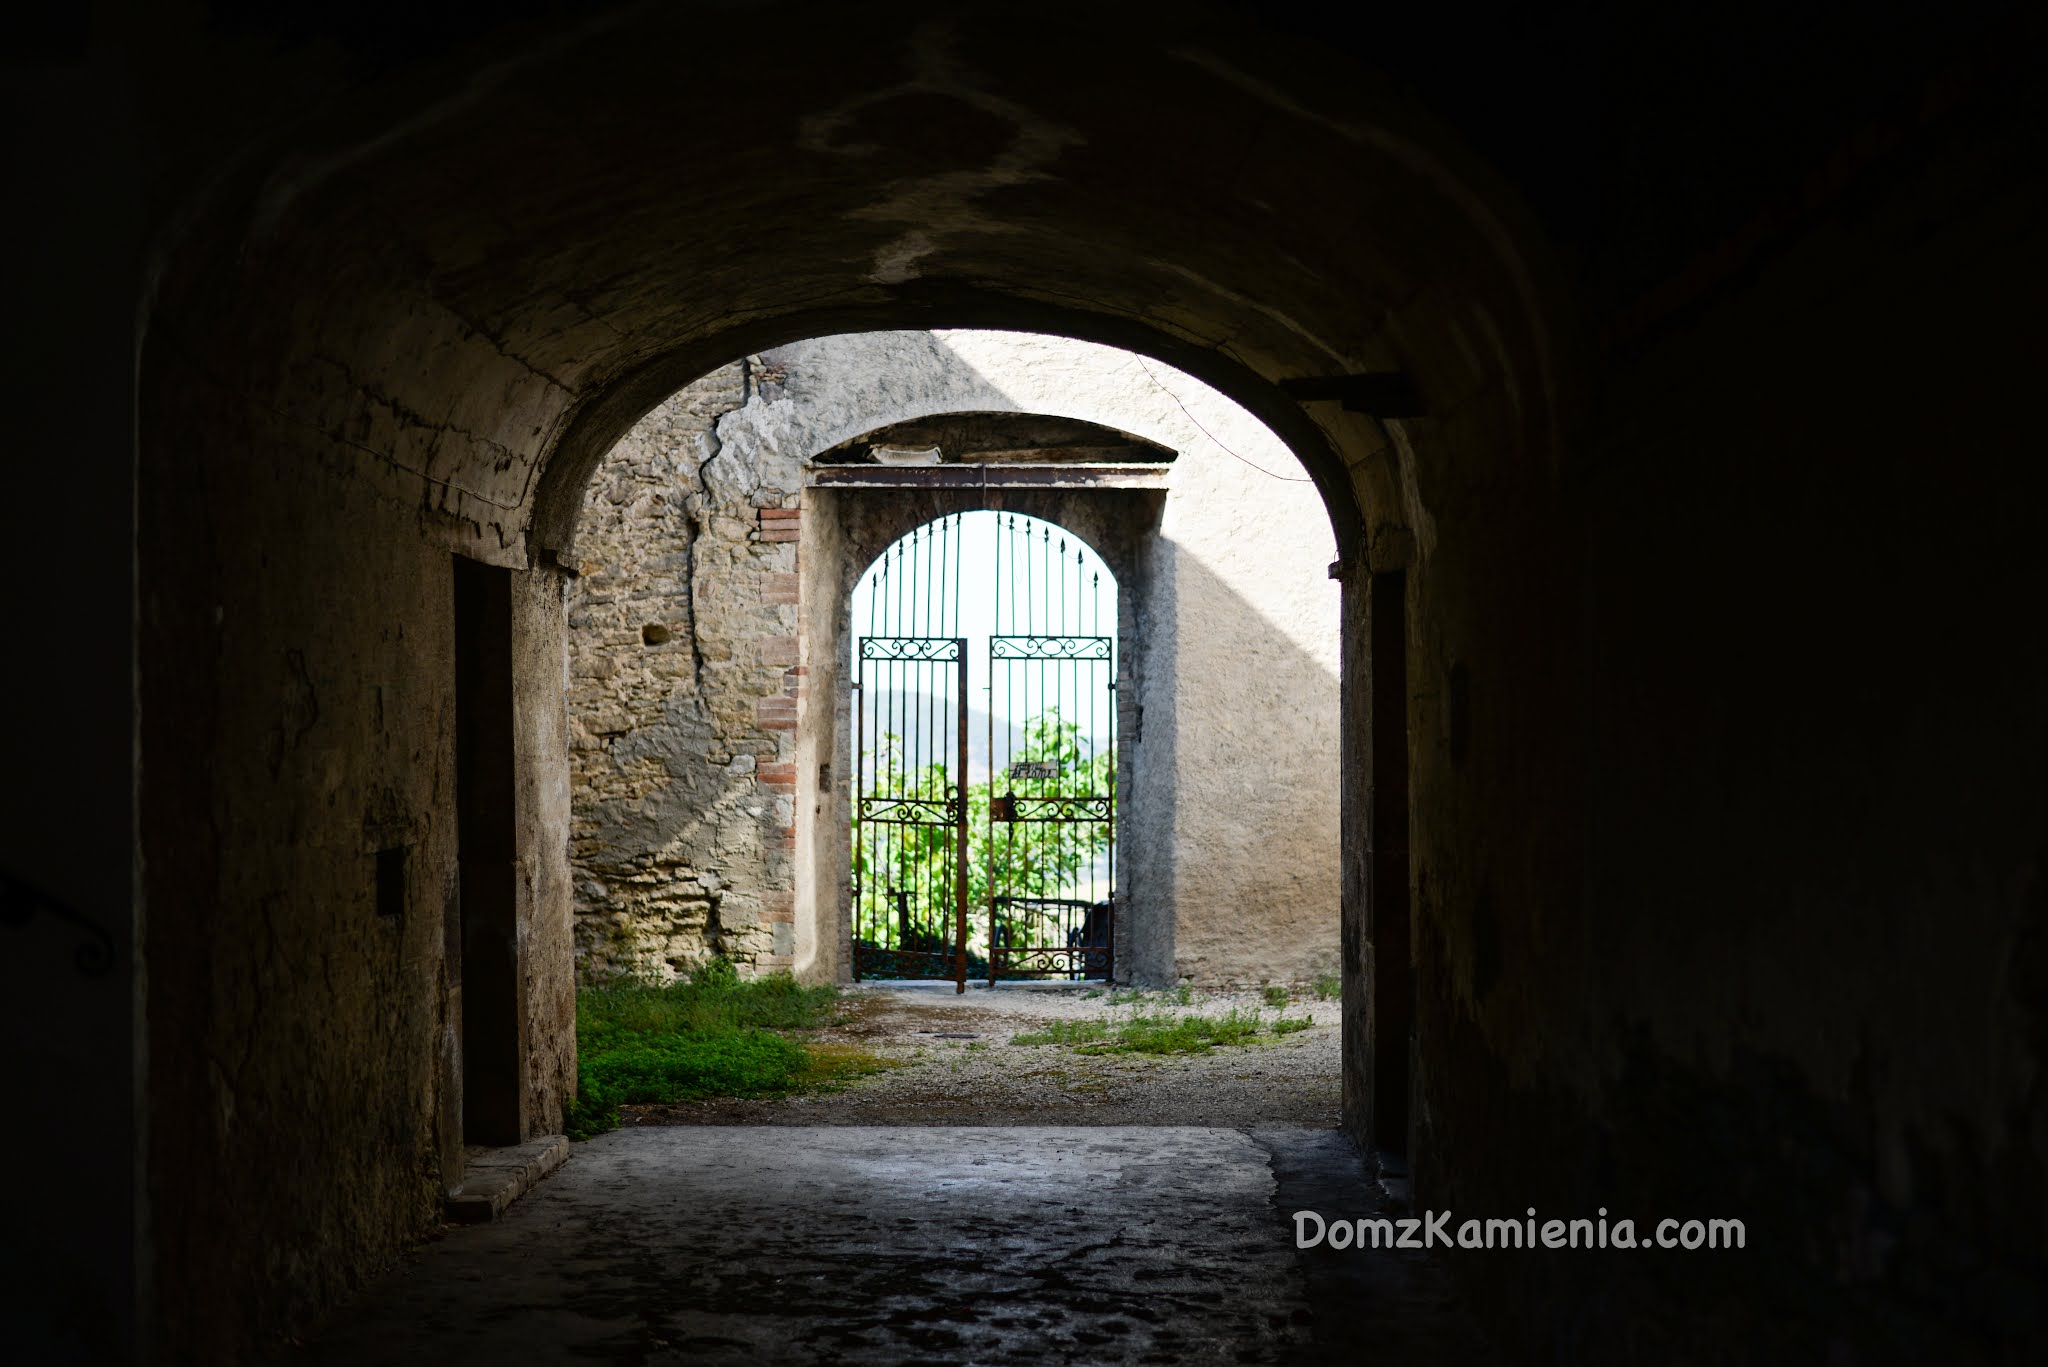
[0,0,2021,1360]
[134,11,1570,1356]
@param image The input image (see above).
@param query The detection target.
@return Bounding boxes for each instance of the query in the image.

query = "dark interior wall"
[6,1,2038,1362]
[1403,97,2048,1364]
[138,359,466,1359]
[1368,571,1412,1159]
[0,32,144,1365]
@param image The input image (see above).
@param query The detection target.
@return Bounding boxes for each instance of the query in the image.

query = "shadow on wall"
[575,758,780,979]
[1127,539,1341,987]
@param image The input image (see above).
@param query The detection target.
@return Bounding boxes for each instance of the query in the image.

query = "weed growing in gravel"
[1261,985,1291,1008]
[1112,1008,1263,1054]
[1010,1018,1114,1048]
[565,959,853,1139]
[1012,1007,1293,1056]
[1273,1015,1314,1036]
[1312,974,1341,1002]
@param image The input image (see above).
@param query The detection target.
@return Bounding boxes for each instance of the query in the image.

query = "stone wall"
[565,362,804,978]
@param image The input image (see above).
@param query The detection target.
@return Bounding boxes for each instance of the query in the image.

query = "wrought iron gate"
[852,513,1117,987]
[852,635,969,986]
[986,631,1115,983]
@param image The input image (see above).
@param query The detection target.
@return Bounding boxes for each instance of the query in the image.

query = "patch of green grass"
[1012,1007,1279,1056]
[1261,984,1291,1008]
[1273,1015,1314,1036]
[1109,988,1148,1006]
[1109,1008,1263,1054]
[1312,973,1342,1002]
[1010,1018,1113,1048]
[1171,984,1194,1006]
[1078,988,1105,1000]
[565,960,849,1139]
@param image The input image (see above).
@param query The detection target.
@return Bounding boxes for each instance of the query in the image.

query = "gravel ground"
[619,980,1343,1129]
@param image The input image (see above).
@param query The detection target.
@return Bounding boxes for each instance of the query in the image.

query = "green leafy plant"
[690,955,740,990]
[1312,973,1342,1002]
[1261,984,1291,1008]
[853,707,1116,962]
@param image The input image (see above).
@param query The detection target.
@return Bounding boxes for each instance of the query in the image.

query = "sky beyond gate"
[851,510,1117,785]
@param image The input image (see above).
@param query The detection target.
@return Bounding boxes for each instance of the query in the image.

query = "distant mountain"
[855,690,1008,781]
[854,690,1112,783]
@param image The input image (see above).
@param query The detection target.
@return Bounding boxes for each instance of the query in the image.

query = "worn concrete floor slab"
[291,1126,1492,1366]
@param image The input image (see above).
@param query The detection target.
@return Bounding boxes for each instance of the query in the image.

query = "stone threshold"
[446,1136,570,1224]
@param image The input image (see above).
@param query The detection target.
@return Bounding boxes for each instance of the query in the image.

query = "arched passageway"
[128,11,1570,1332]
[6,2,2040,1363]
[560,331,1341,992]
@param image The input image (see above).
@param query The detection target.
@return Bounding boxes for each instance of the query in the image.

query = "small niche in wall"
[376,846,408,920]
[642,623,673,646]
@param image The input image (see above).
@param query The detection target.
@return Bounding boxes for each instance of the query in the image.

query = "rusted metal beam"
[804,463,1171,490]
[1278,373,1426,419]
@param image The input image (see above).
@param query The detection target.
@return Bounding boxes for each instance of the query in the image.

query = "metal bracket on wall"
[1278,373,1427,419]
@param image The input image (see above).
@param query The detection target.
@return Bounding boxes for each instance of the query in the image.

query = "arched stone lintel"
[527,299,1375,567]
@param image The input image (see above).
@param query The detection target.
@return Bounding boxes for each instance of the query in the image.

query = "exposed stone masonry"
[566,361,803,979]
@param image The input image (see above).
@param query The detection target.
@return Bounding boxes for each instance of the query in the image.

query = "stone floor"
[290,1126,1493,1365]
